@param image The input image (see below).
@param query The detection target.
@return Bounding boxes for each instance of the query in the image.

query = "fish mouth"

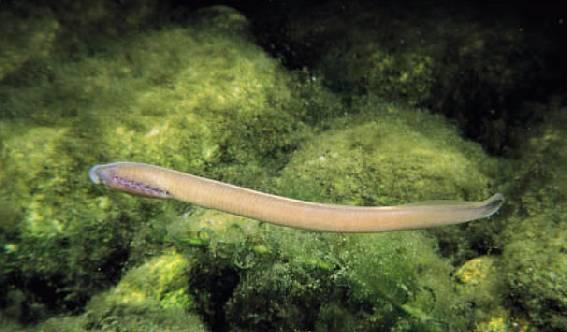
[88,165,102,184]
[88,162,170,198]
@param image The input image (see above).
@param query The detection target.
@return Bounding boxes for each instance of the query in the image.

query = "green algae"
[88,250,193,311]
[1,5,305,183]
[277,101,496,206]
[83,250,206,332]
[180,213,477,331]
[276,100,502,263]
[157,101,504,331]
[454,256,510,330]
[502,212,567,330]
[319,44,435,106]
[17,251,206,332]
[0,121,142,319]
[0,5,305,326]
[498,110,567,330]
[285,0,553,152]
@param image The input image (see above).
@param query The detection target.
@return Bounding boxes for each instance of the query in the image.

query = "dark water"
[0,1,565,331]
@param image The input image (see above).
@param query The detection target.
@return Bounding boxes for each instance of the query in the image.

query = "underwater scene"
[0,0,566,331]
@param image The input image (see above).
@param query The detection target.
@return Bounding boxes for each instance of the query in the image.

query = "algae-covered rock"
[210,100,502,330]
[176,209,447,331]
[455,256,498,287]
[501,212,567,330]
[0,121,137,319]
[4,2,559,331]
[278,101,496,205]
[209,226,476,331]
[499,110,567,330]
[454,256,508,325]
[505,109,567,216]
[276,99,503,263]
[0,5,305,323]
[168,100,502,331]
[165,208,262,250]
[85,250,206,331]
[472,308,524,332]
[88,250,192,310]
[0,318,27,332]
[178,101,502,330]
[285,1,554,152]
[33,315,88,332]
[17,251,205,332]
[225,240,338,331]
[319,43,434,106]
[340,232,469,331]
[1,5,304,181]
[189,5,252,38]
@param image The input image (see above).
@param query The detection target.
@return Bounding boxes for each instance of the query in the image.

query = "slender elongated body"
[89,161,504,232]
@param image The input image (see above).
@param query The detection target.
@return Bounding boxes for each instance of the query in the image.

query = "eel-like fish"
[89,161,504,232]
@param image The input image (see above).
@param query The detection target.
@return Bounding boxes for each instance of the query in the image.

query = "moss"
[473,308,510,332]
[20,250,205,332]
[455,257,497,286]
[319,44,434,106]
[501,212,567,330]
[84,250,206,331]
[165,208,262,251]
[278,100,495,205]
[498,110,567,330]
[192,223,475,331]
[157,99,503,331]
[0,5,308,323]
[174,100,503,329]
[341,232,470,331]
[1,5,306,180]
[0,121,139,319]
[0,9,59,81]
[34,316,88,332]
[194,101,502,330]
[454,256,508,325]
[505,109,567,216]
[285,1,554,152]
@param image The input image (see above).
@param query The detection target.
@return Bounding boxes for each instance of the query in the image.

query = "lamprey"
[89,162,504,232]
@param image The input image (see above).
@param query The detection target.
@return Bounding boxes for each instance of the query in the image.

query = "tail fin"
[482,193,505,218]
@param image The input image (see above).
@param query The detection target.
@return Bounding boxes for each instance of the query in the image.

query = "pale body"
[89,162,504,232]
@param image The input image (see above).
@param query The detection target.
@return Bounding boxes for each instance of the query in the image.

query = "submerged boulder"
[180,101,502,331]
[502,212,567,330]
[500,110,567,330]
[277,102,496,206]
[85,251,205,331]
[0,5,304,324]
